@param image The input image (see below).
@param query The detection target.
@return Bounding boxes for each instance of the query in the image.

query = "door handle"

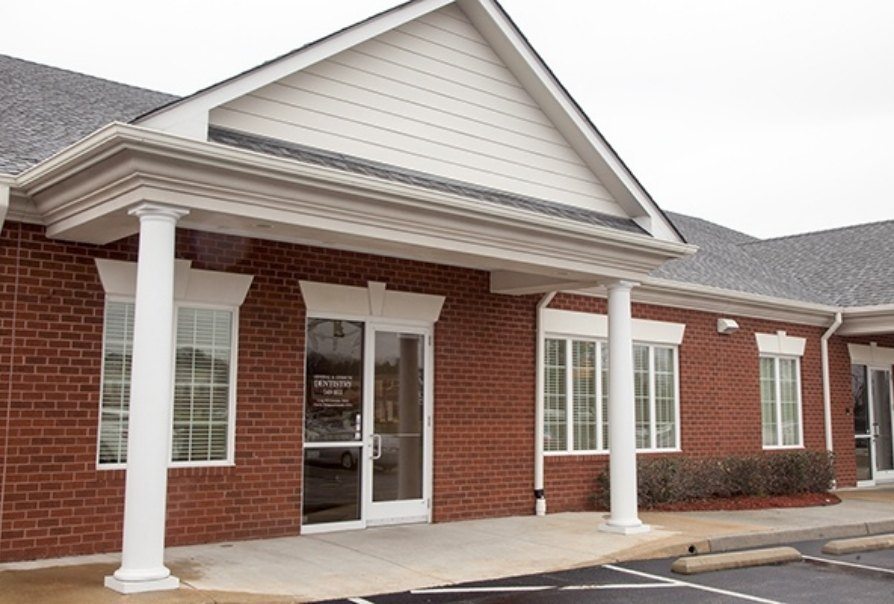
[872,423,880,439]
[371,433,382,460]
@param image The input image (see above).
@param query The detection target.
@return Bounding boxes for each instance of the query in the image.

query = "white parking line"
[802,554,894,576]
[604,564,787,604]
[411,586,554,594]
[348,598,376,604]
[560,582,679,590]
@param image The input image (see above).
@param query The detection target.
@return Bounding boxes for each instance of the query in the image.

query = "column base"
[599,521,651,535]
[104,575,180,594]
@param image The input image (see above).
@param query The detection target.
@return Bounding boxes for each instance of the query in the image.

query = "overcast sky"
[3,0,892,239]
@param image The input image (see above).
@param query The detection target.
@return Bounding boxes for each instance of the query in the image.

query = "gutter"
[534,291,557,516]
[821,312,843,453]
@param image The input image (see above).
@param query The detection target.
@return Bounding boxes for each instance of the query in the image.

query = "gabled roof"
[133,0,684,243]
[658,212,894,307]
[0,54,176,174]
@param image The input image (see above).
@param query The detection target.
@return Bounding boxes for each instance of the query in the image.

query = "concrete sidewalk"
[2,487,894,603]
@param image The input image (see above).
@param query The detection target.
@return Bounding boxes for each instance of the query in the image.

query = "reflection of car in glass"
[306,446,359,469]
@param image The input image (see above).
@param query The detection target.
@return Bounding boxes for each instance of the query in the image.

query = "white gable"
[208,4,626,218]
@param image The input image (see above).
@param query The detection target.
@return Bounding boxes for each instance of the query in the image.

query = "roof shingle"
[0,54,176,174]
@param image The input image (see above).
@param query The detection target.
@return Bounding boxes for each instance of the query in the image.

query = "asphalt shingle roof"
[0,54,176,174]
[742,221,894,307]
[658,212,894,307]
[3,55,891,308]
[208,127,647,235]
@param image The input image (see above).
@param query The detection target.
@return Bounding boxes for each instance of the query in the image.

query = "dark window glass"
[305,319,364,443]
[852,365,869,435]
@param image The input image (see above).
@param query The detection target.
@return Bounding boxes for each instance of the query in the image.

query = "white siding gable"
[209,4,626,217]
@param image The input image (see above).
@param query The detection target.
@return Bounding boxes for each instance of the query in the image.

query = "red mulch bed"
[645,492,841,512]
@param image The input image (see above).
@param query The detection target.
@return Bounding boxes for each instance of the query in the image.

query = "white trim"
[0,183,9,231]
[95,258,253,306]
[137,0,454,137]
[755,331,806,357]
[94,259,252,470]
[299,280,445,324]
[542,308,685,345]
[848,343,894,368]
[456,0,680,241]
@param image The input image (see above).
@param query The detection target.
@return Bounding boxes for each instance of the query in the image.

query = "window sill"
[544,447,682,457]
[762,445,805,451]
[97,460,236,471]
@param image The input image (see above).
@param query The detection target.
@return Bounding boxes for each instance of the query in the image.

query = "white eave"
[133,0,683,244]
[12,122,694,287]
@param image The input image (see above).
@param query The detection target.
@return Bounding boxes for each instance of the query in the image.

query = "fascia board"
[459,0,681,243]
[24,124,696,270]
[568,277,841,327]
[135,0,453,135]
[838,306,894,336]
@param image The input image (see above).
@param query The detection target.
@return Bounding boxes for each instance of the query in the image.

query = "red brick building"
[1,0,892,594]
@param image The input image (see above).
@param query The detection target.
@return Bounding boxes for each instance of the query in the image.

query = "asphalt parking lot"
[322,538,894,603]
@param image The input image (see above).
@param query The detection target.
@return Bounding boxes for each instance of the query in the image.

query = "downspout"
[534,291,557,516]
[821,311,843,453]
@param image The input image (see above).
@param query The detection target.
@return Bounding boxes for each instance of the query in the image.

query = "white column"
[600,280,649,535]
[105,203,188,594]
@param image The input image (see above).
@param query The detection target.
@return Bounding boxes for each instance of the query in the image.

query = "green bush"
[595,450,834,509]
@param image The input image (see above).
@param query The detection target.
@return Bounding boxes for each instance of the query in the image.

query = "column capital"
[605,279,640,292]
[128,203,189,223]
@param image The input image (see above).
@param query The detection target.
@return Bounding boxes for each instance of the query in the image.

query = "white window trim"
[94,259,253,470]
[760,354,805,450]
[542,308,685,345]
[543,334,681,455]
[96,298,241,470]
[755,330,806,357]
[848,343,894,368]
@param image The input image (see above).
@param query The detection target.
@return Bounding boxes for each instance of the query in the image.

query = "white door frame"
[869,367,894,484]
[302,314,434,534]
[363,322,433,526]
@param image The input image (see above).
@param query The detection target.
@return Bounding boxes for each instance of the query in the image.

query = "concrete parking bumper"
[671,546,802,575]
[822,533,894,555]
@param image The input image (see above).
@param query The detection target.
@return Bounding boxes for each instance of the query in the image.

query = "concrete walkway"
[2,487,894,603]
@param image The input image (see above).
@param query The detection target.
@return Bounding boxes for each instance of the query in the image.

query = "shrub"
[595,450,834,509]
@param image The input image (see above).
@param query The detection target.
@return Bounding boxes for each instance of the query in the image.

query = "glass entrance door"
[365,327,431,526]
[853,365,894,484]
[302,319,431,532]
[871,369,894,481]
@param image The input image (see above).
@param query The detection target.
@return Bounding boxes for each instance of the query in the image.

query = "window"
[98,300,237,467]
[543,338,678,453]
[760,356,802,448]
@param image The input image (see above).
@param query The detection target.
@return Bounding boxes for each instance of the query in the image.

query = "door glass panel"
[303,318,364,526]
[852,365,869,435]
[305,319,364,443]
[855,438,873,482]
[871,370,894,472]
[302,449,361,525]
[372,332,424,503]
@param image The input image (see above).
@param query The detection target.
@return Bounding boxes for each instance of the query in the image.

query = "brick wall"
[0,222,537,561]
[0,221,868,561]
